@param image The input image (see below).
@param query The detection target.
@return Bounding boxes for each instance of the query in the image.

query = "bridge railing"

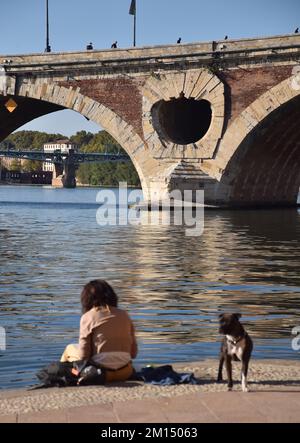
[0,150,130,164]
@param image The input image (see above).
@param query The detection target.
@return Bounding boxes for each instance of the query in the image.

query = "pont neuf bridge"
[1,33,300,207]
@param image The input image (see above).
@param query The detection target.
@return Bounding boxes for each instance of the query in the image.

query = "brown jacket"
[78,306,138,361]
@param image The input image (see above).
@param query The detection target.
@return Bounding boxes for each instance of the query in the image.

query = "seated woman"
[60,279,138,383]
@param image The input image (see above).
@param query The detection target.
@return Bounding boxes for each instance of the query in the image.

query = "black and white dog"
[217,313,253,392]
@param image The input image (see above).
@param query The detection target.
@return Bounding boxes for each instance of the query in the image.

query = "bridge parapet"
[1,34,300,74]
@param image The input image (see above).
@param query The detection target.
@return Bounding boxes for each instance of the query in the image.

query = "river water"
[0,185,299,389]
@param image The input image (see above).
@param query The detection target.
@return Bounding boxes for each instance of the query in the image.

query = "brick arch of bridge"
[0,81,159,199]
[203,75,300,206]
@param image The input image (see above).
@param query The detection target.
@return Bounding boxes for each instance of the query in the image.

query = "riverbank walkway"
[1,360,300,423]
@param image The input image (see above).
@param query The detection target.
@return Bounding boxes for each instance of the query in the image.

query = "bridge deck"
[0,150,130,164]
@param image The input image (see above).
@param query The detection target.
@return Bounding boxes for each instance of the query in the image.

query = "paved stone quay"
[0,360,300,423]
[2,391,300,423]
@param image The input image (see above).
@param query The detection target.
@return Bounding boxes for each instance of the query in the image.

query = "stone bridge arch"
[202,74,300,206]
[0,78,160,199]
[0,69,226,203]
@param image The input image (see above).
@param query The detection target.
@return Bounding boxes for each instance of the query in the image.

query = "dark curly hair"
[80,280,118,313]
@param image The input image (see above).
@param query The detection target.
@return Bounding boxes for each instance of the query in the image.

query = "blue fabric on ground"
[135,364,199,385]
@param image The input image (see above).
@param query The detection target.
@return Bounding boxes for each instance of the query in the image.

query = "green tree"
[0,129,140,187]
[75,130,139,186]
[81,131,122,154]
[70,130,94,148]
[0,131,66,151]
[21,160,42,173]
[9,159,21,171]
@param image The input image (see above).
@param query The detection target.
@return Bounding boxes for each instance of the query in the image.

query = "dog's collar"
[226,334,247,345]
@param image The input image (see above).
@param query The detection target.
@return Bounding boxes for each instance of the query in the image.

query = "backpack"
[36,361,79,388]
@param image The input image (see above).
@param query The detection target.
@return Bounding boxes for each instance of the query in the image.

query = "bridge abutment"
[52,160,76,188]
[62,162,76,188]
[52,163,64,187]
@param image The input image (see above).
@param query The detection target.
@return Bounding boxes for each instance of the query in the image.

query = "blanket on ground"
[33,362,198,389]
[135,365,199,385]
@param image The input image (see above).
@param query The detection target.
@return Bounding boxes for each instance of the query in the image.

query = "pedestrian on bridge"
[111,41,118,48]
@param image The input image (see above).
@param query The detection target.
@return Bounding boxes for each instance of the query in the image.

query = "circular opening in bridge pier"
[152,95,212,145]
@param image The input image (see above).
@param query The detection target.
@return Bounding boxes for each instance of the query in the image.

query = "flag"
[129,0,136,16]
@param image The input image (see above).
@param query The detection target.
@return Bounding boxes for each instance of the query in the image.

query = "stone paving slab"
[112,398,169,423]
[159,393,219,423]
[241,391,300,423]
[2,391,300,423]
[67,404,117,424]
[0,414,17,423]
[199,391,268,423]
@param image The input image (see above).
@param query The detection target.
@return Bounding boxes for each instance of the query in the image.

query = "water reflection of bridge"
[0,149,130,188]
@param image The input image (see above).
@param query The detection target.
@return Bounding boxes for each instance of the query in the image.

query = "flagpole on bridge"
[45,0,51,52]
[129,0,137,47]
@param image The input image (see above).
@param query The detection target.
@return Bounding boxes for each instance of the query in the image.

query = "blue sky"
[1,0,300,136]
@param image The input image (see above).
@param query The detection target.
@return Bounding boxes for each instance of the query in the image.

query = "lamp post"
[45,0,51,52]
[129,0,136,47]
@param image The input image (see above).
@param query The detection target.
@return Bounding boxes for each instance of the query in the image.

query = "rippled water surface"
[0,185,300,389]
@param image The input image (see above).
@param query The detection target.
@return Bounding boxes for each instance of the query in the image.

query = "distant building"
[43,139,78,172]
